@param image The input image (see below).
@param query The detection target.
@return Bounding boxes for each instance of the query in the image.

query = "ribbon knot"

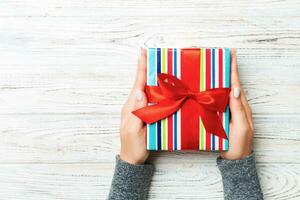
[187,91,197,98]
[132,73,230,139]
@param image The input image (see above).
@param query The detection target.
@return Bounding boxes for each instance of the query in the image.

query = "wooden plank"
[0,66,298,114]
[0,0,299,18]
[0,163,299,200]
[0,114,299,163]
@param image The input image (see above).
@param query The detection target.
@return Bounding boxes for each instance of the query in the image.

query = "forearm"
[108,155,154,200]
[217,153,263,200]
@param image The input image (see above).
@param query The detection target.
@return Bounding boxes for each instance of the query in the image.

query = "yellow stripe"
[200,49,205,150]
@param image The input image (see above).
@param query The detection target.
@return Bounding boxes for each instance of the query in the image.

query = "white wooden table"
[0,0,299,199]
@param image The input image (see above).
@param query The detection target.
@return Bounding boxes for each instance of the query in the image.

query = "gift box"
[134,48,231,151]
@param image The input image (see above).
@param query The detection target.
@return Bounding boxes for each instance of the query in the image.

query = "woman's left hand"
[220,49,254,160]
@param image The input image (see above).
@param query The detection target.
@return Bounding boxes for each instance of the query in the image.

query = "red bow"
[132,73,230,139]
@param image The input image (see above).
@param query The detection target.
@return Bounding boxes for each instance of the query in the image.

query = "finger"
[240,89,254,129]
[134,48,147,91]
[230,49,241,89]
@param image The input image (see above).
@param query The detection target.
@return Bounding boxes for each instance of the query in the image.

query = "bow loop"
[193,88,230,111]
[157,73,188,100]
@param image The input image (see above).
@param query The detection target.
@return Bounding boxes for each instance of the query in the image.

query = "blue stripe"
[174,48,177,76]
[225,48,230,88]
[148,48,157,150]
[173,48,177,150]
[212,49,215,88]
[157,48,161,150]
[211,48,215,150]
[224,48,231,150]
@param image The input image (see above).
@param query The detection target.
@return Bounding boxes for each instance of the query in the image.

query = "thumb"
[131,89,147,126]
[229,88,248,123]
[133,89,147,110]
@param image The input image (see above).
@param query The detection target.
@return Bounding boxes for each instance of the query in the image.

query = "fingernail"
[136,89,143,101]
[233,88,240,98]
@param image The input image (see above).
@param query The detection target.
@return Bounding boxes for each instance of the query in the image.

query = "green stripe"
[200,49,205,150]
[161,48,167,150]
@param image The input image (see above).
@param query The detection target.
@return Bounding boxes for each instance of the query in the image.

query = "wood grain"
[0,163,299,200]
[0,0,299,199]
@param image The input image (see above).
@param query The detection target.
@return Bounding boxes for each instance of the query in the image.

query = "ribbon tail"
[196,104,228,140]
[132,98,186,124]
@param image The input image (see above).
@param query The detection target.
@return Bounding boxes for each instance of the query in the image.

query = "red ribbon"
[132,73,230,139]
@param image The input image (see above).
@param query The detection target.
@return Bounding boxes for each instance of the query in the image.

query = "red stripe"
[218,49,223,150]
[181,49,200,150]
[167,48,173,150]
[205,49,211,151]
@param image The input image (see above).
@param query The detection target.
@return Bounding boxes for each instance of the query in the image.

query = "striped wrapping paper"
[146,48,231,151]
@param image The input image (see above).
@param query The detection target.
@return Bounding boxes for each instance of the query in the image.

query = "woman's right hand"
[220,49,254,160]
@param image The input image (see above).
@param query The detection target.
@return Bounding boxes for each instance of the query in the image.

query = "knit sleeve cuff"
[108,155,154,200]
[216,152,263,200]
[216,152,256,172]
[116,155,154,176]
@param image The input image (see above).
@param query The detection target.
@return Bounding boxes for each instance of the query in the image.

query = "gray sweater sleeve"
[217,153,263,200]
[108,153,263,200]
[108,155,154,200]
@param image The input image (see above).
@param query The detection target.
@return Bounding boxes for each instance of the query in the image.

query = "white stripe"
[146,49,150,85]
[146,49,150,149]
[147,125,149,149]
[222,48,226,150]
[173,115,175,150]
[215,49,219,88]
[215,49,219,150]
[177,48,181,150]
[177,110,181,150]
[211,134,213,150]
[223,48,226,86]
[204,49,206,90]
[177,48,181,78]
